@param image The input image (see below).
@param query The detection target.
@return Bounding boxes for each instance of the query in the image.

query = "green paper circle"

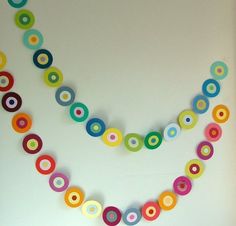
[15,9,35,29]
[8,0,28,8]
[144,131,162,150]
[124,133,143,152]
[70,102,89,122]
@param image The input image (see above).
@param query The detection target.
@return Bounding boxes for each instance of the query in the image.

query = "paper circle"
[49,172,69,192]
[8,0,27,8]
[158,191,177,211]
[33,49,53,69]
[102,128,123,147]
[15,9,35,29]
[124,133,143,152]
[81,200,102,219]
[196,141,214,160]
[212,104,230,124]
[141,201,161,221]
[23,29,44,50]
[86,118,106,137]
[205,123,222,142]
[185,159,204,179]
[173,176,192,196]
[22,133,43,154]
[178,110,198,130]
[70,102,89,122]
[35,154,56,175]
[1,92,22,112]
[55,86,75,106]
[64,187,85,208]
[12,112,32,133]
[122,208,142,225]
[192,95,209,114]
[202,79,220,98]
[0,51,7,70]
[144,131,162,150]
[210,61,228,80]
[0,71,14,92]
[102,206,122,226]
[44,67,63,87]
[163,123,181,141]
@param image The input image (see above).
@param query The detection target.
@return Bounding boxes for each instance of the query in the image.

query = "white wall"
[0,0,236,226]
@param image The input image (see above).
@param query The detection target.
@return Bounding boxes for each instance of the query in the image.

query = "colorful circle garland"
[22,133,43,154]
[122,208,142,225]
[55,86,75,106]
[173,176,192,196]
[210,61,228,80]
[81,200,102,219]
[64,187,85,208]
[202,79,220,98]
[196,141,214,160]
[124,133,143,152]
[23,29,44,50]
[141,201,161,221]
[44,66,63,87]
[163,123,181,141]
[103,206,122,226]
[15,9,35,29]
[12,112,32,133]
[49,172,69,192]
[70,102,89,122]
[86,117,106,137]
[212,104,230,124]
[144,131,162,150]
[205,123,222,142]
[35,154,56,175]
[178,110,198,130]
[192,94,209,114]
[0,71,14,92]
[102,128,123,147]
[158,191,177,211]
[1,91,22,112]
[33,49,53,69]
[185,159,204,179]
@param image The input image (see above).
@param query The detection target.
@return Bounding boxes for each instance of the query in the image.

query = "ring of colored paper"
[141,201,160,221]
[102,206,122,226]
[22,133,43,154]
[196,141,214,160]
[212,104,230,123]
[64,187,85,208]
[202,79,220,98]
[55,86,75,106]
[144,131,162,149]
[49,172,69,192]
[44,67,63,87]
[81,200,102,219]
[185,159,204,179]
[0,71,14,92]
[35,154,56,175]
[192,94,209,114]
[178,110,198,129]
[124,133,143,152]
[15,9,35,29]
[33,49,53,69]
[173,176,192,196]
[70,102,89,122]
[158,191,177,211]
[8,0,27,8]
[102,128,123,147]
[1,92,22,112]
[23,29,44,50]
[210,61,228,80]
[205,123,222,142]
[163,123,181,141]
[122,208,142,225]
[12,112,32,133]
[86,118,106,137]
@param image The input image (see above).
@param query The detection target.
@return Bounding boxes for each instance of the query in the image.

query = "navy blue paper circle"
[86,118,106,137]
[33,49,53,69]
[202,79,220,98]
[55,86,75,106]
[122,208,142,225]
[192,94,209,114]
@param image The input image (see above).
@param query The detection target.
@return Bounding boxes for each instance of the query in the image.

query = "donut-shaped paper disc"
[15,9,35,29]
[102,206,122,226]
[141,201,160,221]
[22,133,43,154]
[205,123,222,142]
[202,79,220,98]
[192,95,209,114]
[196,141,214,160]
[0,71,14,92]
[144,131,162,150]
[158,191,177,211]
[49,172,69,192]
[12,112,32,133]
[35,154,56,175]
[124,133,143,152]
[64,187,85,208]
[86,118,106,137]
[122,208,142,225]
[44,67,63,87]
[70,102,89,122]
[163,123,181,141]
[185,159,204,179]
[212,104,230,124]
[82,200,102,219]
[23,29,43,50]
[8,0,28,8]
[102,128,123,147]
[0,51,7,70]
[210,61,228,80]
[55,86,75,106]
[178,110,198,130]
[33,49,53,69]
[2,92,22,112]
[173,176,192,196]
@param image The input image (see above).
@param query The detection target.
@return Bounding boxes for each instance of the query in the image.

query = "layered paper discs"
[196,141,214,160]
[22,133,43,154]
[192,95,209,114]
[141,201,160,221]
[82,200,102,219]
[55,86,75,106]
[23,29,43,50]
[70,102,89,122]
[185,159,204,179]
[64,187,85,208]
[210,61,228,80]
[0,71,14,92]
[158,191,177,211]
[33,49,53,69]
[12,112,32,133]
[173,176,192,196]
[102,206,122,226]
[44,67,63,87]
[202,79,220,98]
[8,0,28,8]
[205,123,222,142]
[163,123,181,141]
[15,9,35,29]
[212,104,230,123]
[144,131,162,149]
[2,92,22,112]
[86,118,106,137]
[102,128,123,147]
[49,172,69,192]
[124,133,143,152]
[35,154,56,175]
[122,208,142,225]
[178,110,198,129]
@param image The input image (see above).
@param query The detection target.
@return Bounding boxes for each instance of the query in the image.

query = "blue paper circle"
[192,94,209,114]
[23,29,43,50]
[33,49,53,69]
[163,123,181,141]
[55,86,75,106]
[122,208,142,225]
[202,79,220,98]
[86,118,106,137]
[8,0,27,8]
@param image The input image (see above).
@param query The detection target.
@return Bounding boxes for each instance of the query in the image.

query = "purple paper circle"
[49,172,69,192]
[173,176,192,196]
[196,141,214,160]
[102,206,122,226]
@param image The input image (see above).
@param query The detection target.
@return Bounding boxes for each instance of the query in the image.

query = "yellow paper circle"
[81,200,102,219]
[102,128,123,147]
[0,51,7,70]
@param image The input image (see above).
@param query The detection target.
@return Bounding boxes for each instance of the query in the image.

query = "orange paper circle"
[158,191,177,211]
[64,187,85,208]
[12,112,32,133]
[212,104,230,123]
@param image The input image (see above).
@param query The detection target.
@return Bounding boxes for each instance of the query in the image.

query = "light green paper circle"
[124,133,143,152]
[15,9,35,29]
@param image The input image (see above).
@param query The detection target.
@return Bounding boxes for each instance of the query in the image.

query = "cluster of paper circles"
[44,67,63,87]
[55,86,75,106]
[212,104,230,124]
[205,123,222,142]
[49,172,69,192]
[144,131,162,150]
[192,95,209,114]
[102,128,123,147]
[15,9,35,29]
[1,92,22,112]
[196,141,214,160]
[22,133,43,154]
[141,201,160,221]
[35,154,56,175]
[64,187,85,208]
[158,191,177,211]
[0,51,7,70]
[8,0,28,8]
[173,176,192,196]
[23,29,44,50]
[163,123,181,141]
[178,110,198,130]
[122,208,142,225]
[81,200,102,219]
[210,61,228,80]
[102,206,122,226]
[33,49,53,69]
[86,118,106,137]
[185,159,204,179]
[202,79,220,98]
[124,133,143,152]
[0,71,14,92]
[70,102,89,122]
[12,112,32,133]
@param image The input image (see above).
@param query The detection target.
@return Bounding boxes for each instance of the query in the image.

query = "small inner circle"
[186,117,190,122]
[110,134,116,140]
[219,111,224,117]
[149,209,154,214]
[72,195,77,201]
[76,109,82,115]
[9,99,15,105]
[151,138,156,143]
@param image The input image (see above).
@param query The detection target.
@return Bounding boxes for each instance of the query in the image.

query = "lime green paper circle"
[144,131,162,150]
[178,110,198,130]
[43,67,63,87]
[124,133,143,152]
[185,159,204,179]
[15,9,35,29]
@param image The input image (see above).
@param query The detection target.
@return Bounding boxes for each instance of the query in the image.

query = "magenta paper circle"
[196,141,214,160]
[173,176,192,196]
[102,206,122,226]
[49,172,69,192]
[205,123,222,142]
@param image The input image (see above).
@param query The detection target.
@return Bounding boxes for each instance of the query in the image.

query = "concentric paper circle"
[86,118,106,137]
[210,61,228,80]
[55,86,75,106]
[33,49,53,69]
[124,133,143,152]
[15,9,35,29]
[64,187,85,208]
[212,104,230,124]
[141,201,160,221]
[173,176,192,196]
[158,191,177,211]
[70,102,89,122]
[122,208,142,225]
[196,141,214,160]
[144,131,162,150]
[0,51,7,70]
[205,123,222,142]
[23,29,43,50]
[0,71,14,92]
[102,128,123,147]
[8,0,27,8]
[1,92,22,112]
[12,112,32,133]
[49,172,69,192]
[163,123,181,141]
[35,154,56,175]
[22,133,43,154]
[102,206,122,226]
[44,67,63,87]
[82,200,102,219]
[192,95,209,114]
[185,159,204,179]
[178,110,198,129]
[202,79,220,98]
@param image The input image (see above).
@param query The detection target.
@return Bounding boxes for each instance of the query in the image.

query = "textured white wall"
[0,0,236,226]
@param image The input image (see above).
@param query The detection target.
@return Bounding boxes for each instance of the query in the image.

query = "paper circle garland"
[35,154,56,175]
[144,131,162,150]
[173,176,192,196]
[23,29,44,50]
[210,61,228,80]
[185,159,204,179]
[124,133,143,152]
[55,86,75,106]
[44,67,63,87]
[178,110,198,130]
[141,201,161,221]
[33,49,53,69]
[8,0,28,8]
[122,208,142,225]
[102,206,122,226]
[81,200,102,219]
[202,79,220,98]
[102,128,123,147]
[22,133,43,154]
[158,191,177,211]
[0,51,7,70]
[64,187,85,208]
[0,71,14,92]
[163,123,181,141]
[86,118,106,137]
[196,141,214,160]
[15,9,35,29]
[12,112,32,133]
[49,172,69,192]
[192,95,209,114]
[1,92,22,112]
[212,104,230,124]
[205,123,222,142]
[70,102,89,122]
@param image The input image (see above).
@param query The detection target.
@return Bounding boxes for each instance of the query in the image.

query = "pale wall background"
[0,0,236,226]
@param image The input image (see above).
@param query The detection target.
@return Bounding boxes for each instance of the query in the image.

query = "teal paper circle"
[23,29,44,50]
[70,102,89,122]
[8,0,28,8]
[210,61,228,80]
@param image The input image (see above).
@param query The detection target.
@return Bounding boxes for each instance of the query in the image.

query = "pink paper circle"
[196,141,214,160]
[173,176,192,196]
[49,172,69,192]
[205,123,222,142]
